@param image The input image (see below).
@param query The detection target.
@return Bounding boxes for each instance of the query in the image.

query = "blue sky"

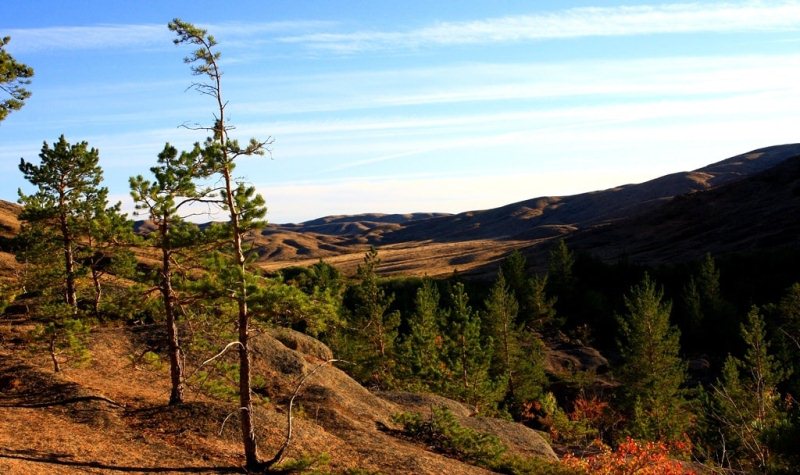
[2,1,800,223]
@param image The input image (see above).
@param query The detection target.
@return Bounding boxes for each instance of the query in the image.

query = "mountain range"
[3,143,799,278]
[254,143,800,276]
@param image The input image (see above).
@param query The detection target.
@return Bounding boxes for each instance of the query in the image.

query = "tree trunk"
[91,265,102,317]
[222,167,261,470]
[59,212,77,310]
[160,222,184,405]
[49,334,61,373]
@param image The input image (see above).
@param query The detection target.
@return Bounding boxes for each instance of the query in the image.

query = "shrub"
[393,405,506,465]
[393,405,579,474]
[562,437,696,475]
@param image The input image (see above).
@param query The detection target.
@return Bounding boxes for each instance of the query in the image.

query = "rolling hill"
[3,143,799,278]
[256,143,800,276]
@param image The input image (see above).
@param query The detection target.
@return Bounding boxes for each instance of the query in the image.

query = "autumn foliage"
[562,437,696,475]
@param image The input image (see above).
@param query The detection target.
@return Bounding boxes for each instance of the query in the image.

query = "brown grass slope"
[378,143,800,244]
[255,143,800,276]
[0,318,556,474]
[0,200,22,281]
[565,152,800,265]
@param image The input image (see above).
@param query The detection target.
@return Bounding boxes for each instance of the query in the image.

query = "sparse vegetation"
[2,15,800,475]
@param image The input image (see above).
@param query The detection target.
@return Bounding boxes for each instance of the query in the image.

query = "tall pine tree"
[616,273,691,441]
[169,19,272,470]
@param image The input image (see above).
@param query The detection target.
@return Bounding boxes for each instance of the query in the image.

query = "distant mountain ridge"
[263,143,800,243]
[254,143,800,275]
[3,143,800,276]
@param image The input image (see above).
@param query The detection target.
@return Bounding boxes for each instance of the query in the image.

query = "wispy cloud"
[4,20,335,54]
[278,1,800,53]
[5,24,168,53]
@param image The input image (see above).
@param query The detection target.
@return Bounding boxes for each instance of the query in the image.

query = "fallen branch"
[8,394,124,409]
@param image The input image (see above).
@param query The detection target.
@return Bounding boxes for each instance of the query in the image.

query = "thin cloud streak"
[4,20,336,53]
[226,53,800,116]
[278,2,800,52]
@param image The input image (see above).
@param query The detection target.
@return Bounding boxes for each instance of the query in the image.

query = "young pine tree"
[443,282,500,413]
[547,239,575,297]
[18,135,106,311]
[349,247,400,389]
[82,191,132,317]
[773,283,800,396]
[710,306,786,473]
[681,253,730,351]
[484,272,547,416]
[501,250,528,303]
[616,273,691,441]
[130,143,211,405]
[524,273,558,331]
[399,278,445,391]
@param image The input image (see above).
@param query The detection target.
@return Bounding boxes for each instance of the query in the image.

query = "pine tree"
[18,135,105,311]
[501,250,528,301]
[773,283,800,396]
[350,247,400,389]
[130,142,211,405]
[525,273,558,331]
[486,272,519,398]
[398,278,444,391]
[0,36,34,123]
[616,273,690,441]
[484,272,546,415]
[547,239,575,296]
[169,19,272,470]
[710,306,786,473]
[681,253,727,350]
[443,282,500,413]
[82,191,132,317]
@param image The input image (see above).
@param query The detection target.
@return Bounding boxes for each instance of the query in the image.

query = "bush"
[393,406,506,465]
[562,437,696,475]
[393,405,579,474]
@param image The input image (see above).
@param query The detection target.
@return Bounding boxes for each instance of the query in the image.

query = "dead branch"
[9,394,124,409]
[266,359,348,468]
[219,407,249,436]
[184,341,244,383]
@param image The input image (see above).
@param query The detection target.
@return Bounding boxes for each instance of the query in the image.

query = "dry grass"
[256,239,533,278]
[0,315,558,474]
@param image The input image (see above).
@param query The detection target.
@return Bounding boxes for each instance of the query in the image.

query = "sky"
[2,1,800,224]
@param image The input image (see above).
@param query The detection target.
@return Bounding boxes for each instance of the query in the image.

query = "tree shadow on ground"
[0,448,244,473]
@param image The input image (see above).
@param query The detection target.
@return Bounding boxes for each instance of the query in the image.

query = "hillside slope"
[566,152,800,264]
[256,143,800,276]
[6,143,799,277]
[0,321,557,474]
[377,143,800,244]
